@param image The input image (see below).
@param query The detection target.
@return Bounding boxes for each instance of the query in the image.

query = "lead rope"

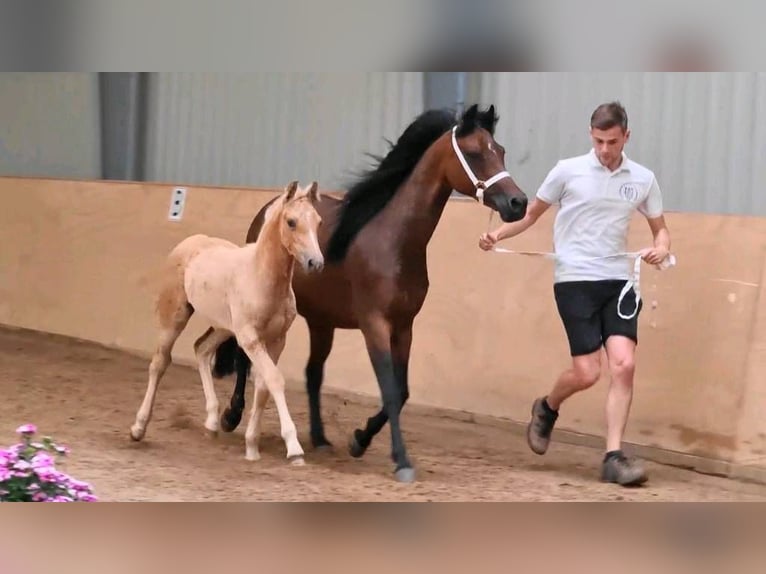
[483,211,676,320]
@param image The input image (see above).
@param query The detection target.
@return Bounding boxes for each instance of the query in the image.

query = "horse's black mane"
[324,104,499,263]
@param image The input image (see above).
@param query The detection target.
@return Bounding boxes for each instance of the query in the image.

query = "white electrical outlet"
[168,187,187,221]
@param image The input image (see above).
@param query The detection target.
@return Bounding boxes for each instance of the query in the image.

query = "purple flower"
[0,467,11,481]
[13,460,32,471]
[32,491,48,502]
[77,493,98,502]
[16,424,37,435]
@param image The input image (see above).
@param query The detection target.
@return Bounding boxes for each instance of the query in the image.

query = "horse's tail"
[212,336,240,379]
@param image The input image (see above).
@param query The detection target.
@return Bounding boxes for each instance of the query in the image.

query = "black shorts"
[553,280,643,357]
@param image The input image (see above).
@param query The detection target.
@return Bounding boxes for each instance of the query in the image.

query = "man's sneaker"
[601,451,648,486]
[526,397,558,455]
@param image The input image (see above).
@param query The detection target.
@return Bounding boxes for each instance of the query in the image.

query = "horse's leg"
[130,298,192,441]
[349,321,412,458]
[220,345,251,432]
[239,329,305,464]
[306,323,335,449]
[193,327,233,436]
[349,315,414,482]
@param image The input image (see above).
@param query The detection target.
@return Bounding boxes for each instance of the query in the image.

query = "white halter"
[451,126,512,203]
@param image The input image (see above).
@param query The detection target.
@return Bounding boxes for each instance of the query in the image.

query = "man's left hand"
[641,247,669,265]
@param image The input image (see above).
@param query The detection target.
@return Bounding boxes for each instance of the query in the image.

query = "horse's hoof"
[129,427,144,442]
[394,467,416,483]
[289,455,306,467]
[204,427,218,439]
[312,436,334,451]
[348,433,367,458]
[220,408,242,433]
[245,451,260,462]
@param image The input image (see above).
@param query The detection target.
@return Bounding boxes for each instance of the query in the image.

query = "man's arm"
[478,198,551,251]
[494,197,552,241]
[642,214,671,265]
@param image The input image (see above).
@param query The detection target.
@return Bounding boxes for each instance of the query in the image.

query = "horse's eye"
[287,218,297,229]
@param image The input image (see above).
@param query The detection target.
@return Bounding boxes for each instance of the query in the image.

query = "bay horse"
[213,104,528,482]
[130,181,323,465]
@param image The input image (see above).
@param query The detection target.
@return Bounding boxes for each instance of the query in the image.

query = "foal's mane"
[324,104,500,263]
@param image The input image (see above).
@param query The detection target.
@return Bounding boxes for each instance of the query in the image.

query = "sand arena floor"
[1,326,764,501]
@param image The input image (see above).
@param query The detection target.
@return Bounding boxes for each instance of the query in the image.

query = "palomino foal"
[130,181,323,465]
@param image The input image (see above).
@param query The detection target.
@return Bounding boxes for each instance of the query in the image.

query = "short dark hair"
[590,101,628,132]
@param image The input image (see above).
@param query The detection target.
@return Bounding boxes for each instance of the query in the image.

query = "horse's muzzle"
[494,194,528,223]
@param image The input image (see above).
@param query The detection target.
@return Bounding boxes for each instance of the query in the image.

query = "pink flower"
[31,453,55,469]
[68,478,92,492]
[77,493,98,502]
[36,467,60,482]
[32,491,48,502]
[16,424,37,435]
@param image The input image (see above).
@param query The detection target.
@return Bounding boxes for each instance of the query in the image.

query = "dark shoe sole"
[601,469,649,487]
[526,398,549,455]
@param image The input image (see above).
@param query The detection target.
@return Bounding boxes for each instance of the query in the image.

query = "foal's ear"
[285,180,299,201]
[308,181,320,202]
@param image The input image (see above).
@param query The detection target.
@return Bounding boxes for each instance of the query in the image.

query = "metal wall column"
[98,72,148,181]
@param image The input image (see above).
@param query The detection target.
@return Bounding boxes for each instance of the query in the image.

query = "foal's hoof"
[204,427,219,440]
[129,426,144,442]
[394,467,416,483]
[348,431,368,458]
[289,455,306,467]
[220,408,242,433]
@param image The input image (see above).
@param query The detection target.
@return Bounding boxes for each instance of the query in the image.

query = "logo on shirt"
[619,182,640,202]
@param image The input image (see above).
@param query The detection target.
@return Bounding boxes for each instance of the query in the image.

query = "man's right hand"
[478,231,498,251]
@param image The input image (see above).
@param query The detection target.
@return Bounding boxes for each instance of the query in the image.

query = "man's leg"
[527,282,604,455]
[604,335,636,453]
[599,285,647,486]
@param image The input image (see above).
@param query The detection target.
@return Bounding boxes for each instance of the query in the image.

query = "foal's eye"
[287,218,297,229]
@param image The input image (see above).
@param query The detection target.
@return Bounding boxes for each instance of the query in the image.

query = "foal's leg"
[306,323,335,449]
[239,329,304,464]
[193,327,233,435]
[130,296,192,441]
[349,322,412,458]
[350,315,414,483]
[243,369,270,461]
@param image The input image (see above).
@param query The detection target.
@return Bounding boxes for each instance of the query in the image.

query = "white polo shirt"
[536,149,664,284]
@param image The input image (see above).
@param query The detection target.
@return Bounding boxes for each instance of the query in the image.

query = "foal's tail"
[212,336,240,379]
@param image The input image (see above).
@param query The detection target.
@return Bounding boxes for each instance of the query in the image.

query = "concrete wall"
[2,177,765,472]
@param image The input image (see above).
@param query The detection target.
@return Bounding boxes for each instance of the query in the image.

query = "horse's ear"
[473,104,499,135]
[285,180,299,201]
[308,181,320,202]
[462,104,479,123]
[456,104,480,137]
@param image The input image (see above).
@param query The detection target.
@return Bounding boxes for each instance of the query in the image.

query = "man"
[478,101,671,486]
